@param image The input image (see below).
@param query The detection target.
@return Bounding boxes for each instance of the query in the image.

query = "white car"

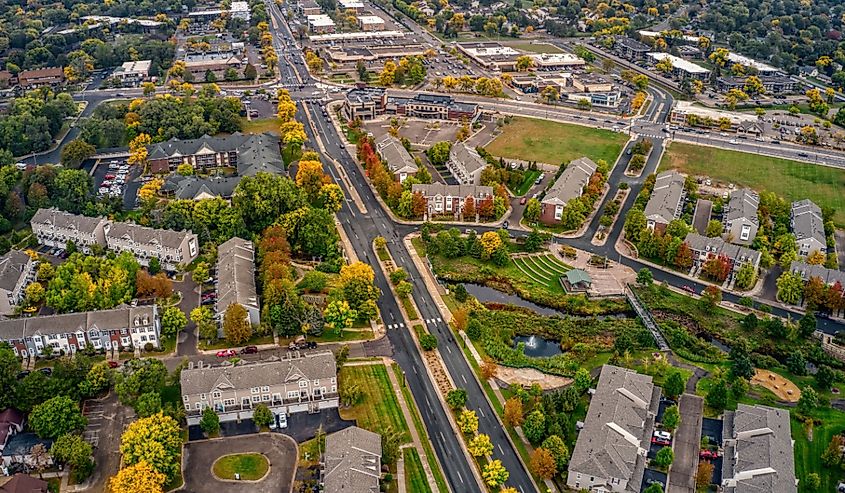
[269,414,278,430]
[654,430,671,441]
[278,412,288,429]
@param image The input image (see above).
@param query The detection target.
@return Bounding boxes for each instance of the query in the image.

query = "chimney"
[188,361,194,370]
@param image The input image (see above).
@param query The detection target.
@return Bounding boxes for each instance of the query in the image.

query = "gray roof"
[722,404,796,493]
[791,199,826,246]
[160,175,241,200]
[617,37,651,52]
[31,208,107,235]
[147,133,250,160]
[216,237,258,315]
[684,232,761,266]
[0,306,156,341]
[1,433,51,458]
[375,135,418,175]
[790,260,845,286]
[236,133,285,176]
[106,222,197,250]
[644,171,686,225]
[411,183,493,198]
[180,351,337,396]
[346,87,385,104]
[147,133,284,177]
[568,365,659,492]
[542,157,597,206]
[449,142,487,176]
[323,426,382,493]
[725,189,759,226]
[0,251,30,292]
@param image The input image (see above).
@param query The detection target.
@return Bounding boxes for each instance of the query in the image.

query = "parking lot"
[81,392,135,491]
[188,408,353,444]
[90,158,142,210]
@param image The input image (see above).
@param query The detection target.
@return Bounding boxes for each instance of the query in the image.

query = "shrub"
[420,334,438,351]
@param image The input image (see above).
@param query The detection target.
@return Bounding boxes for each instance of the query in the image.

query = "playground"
[752,369,801,402]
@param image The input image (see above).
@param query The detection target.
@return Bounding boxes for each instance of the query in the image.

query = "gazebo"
[561,269,592,292]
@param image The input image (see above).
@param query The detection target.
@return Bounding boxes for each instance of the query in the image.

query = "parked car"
[39,368,52,376]
[104,174,115,180]
[654,430,671,441]
[700,449,719,459]
[682,285,696,295]
[520,197,527,205]
[216,349,237,358]
[278,412,288,429]
[269,414,278,430]
[651,436,671,446]
[241,345,258,354]
[107,361,120,369]
[16,371,30,380]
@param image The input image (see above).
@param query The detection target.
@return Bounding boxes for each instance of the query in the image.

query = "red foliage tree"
[674,242,694,269]
[411,192,427,218]
[463,196,476,219]
[702,254,731,282]
[478,196,494,218]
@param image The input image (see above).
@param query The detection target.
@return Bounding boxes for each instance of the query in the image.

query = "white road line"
[519,486,525,493]
[439,431,446,444]
[461,374,467,384]
[412,366,417,374]
[498,444,505,455]
[457,471,464,484]
[437,317,442,322]
[446,345,452,354]
[478,408,485,418]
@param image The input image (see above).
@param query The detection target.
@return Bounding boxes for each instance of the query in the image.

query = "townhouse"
[17,67,64,89]
[0,305,160,359]
[723,189,759,245]
[0,251,36,316]
[159,175,241,201]
[446,142,487,186]
[147,132,284,175]
[540,157,597,225]
[789,260,845,287]
[375,134,418,183]
[644,171,686,233]
[567,365,660,492]
[721,404,797,492]
[215,237,259,334]
[322,426,382,493]
[31,208,108,254]
[684,232,762,278]
[791,199,827,257]
[411,183,493,219]
[179,351,338,426]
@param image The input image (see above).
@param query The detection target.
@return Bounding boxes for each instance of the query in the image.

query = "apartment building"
[307,15,336,33]
[146,133,284,175]
[375,134,418,182]
[567,365,660,492]
[30,208,108,254]
[684,232,762,277]
[644,171,686,233]
[723,189,759,245]
[411,183,493,219]
[0,251,35,316]
[216,237,259,334]
[540,157,597,225]
[647,53,710,80]
[17,67,64,89]
[716,76,797,95]
[322,426,382,493]
[299,0,322,15]
[446,142,487,186]
[105,222,198,271]
[790,260,845,287]
[357,15,385,31]
[0,305,160,359]
[791,199,827,257]
[616,37,651,62]
[721,404,797,492]
[180,352,339,426]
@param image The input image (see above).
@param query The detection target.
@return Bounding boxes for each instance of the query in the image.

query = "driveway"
[176,272,200,357]
[79,392,135,492]
[188,408,353,444]
[701,417,723,446]
[667,393,704,493]
[181,434,297,493]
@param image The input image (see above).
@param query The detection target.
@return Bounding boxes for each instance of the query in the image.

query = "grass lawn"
[198,334,274,351]
[241,117,281,135]
[792,407,845,492]
[339,363,410,442]
[513,169,541,196]
[486,116,627,166]
[403,448,433,493]
[660,141,845,226]
[212,453,269,480]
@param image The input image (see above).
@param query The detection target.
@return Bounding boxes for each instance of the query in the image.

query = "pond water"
[461,283,630,320]
[704,336,732,353]
[514,335,563,358]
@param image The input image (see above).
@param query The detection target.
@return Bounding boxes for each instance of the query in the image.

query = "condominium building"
[105,222,198,271]
[644,171,686,233]
[146,133,284,175]
[446,142,487,185]
[790,260,845,287]
[791,199,827,257]
[0,305,160,359]
[0,251,36,316]
[647,53,710,80]
[215,237,259,334]
[723,189,759,245]
[307,15,336,33]
[375,134,418,182]
[180,352,339,425]
[17,67,64,89]
[684,232,762,277]
[411,183,493,219]
[322,426,382,493]
[540,157,597,225]
[30,208,109,254]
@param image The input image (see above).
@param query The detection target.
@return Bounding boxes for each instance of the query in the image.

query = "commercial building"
[723,189,759,245]
[726,52,779,77]
[105,222,199,271]
[299,0,322,16]
[566,74,620,108]
[375,134,418,182]
[307,14,336,33]
[615,37,651,62]
[357,15,385,31]
[342,86,387,120]
[30,208,109,254]
[0,305,160,359]
[644,171,686,233]
[790,260,845,287]
[411,183,493,219]
[540,157,597,225]
[322,426,382,493]
[791,199,827,257]
[721,404,797,492]
[669,101,761,132]
[0,251,35,316]
[180,352,339,426]
[215,237,259,333]
[342,88,479,122]
[447,142,487,185]
[17,67,64,89]
[324,43,427,64]
[457,42,522,71]
[309,30,405,42]
[567,365,660,492]
[183,52,245,80]
[647,52,710,80]
[684,232,762,277]
[110,60,152,86]
[147,133,284,175]
[638,30,699,44]
[530,53,586,70]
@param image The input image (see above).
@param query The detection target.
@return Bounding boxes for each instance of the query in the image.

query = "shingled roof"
[644,171,686,226]
[375,134,417,176]
[215,237,258,316]
[105,222,195,250]
[31,208,107,235]
[0,251,30,292]
[542,157,597,207]
[323,426,382,493]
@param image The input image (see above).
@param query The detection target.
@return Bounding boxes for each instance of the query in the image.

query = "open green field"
[339,364,410,442]
[660,141,845,226]
[241,117,280,135]
[212,453,269,480]
[486,116,627,166]
[403,448,432,493]
[792,408,845,492]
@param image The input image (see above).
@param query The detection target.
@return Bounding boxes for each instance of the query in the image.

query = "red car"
[104,174,115,180]
[682,285,697,294]
[520,197,527,205]
[216,349,237,358]
[700,450,719,459]
[107,361,119,369]
[651,437,671,446]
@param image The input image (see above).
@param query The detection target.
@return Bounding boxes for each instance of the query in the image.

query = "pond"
[703,335,731,353]
[514,335,563,358]
[461,283,631,320]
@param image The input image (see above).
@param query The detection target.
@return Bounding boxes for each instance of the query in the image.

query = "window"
[251,387,259,394]
[184,404,190,411]
[331,385,336,393]
[313,380,319,386]
[331,377,336,384]
[299,380,308,388]
[183,395,189,402]
[224,399,235,406]
[262,394,270,401]
[261,386,269,392]
[200,393,206,400]
[287,391,298,399]
[212,391,221,399]
[251,395,260,403]
[195,403,201,410]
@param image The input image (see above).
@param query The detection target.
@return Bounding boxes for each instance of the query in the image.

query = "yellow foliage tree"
[109,461,165,493]
[479,231,502,260]
[127,134,152,167]
[340,262,375,285]
[468,433,493,457]
[119,413,181,482]
[458,409,479,434]
[296,160,328,198]
[138,178,163,203]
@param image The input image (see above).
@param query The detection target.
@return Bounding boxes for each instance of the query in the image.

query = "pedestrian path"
[625,285,669,350]
[386,322,406,330]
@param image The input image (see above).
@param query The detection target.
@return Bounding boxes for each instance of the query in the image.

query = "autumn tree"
[504,397,524,427]
[458,409,479,434]
[60,139,96,169]
[127,133,152,167]
[541,435,569,471]
[468,433,493,457]
[296,159,328,200]
[160,306,187,338]
[323,300,357,335]
[191,306,218,340]
[482,460,509,488]
[109,461,166,493]
[531,448,557,479]
[223,303,252,344]
[696,461,714,488]
[119,413,182,482]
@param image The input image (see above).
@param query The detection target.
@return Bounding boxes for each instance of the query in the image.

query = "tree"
[134,392,162,418]
[523,409,546,444]
[120,413,181,481]
[458,409,479,434]
[191,306,218,341]
[643,483,663,493]
[799,312,817,338]
[81,361,113,397]
[200,407,220,435]
[426,142,452,167]
[664,370,686,400]
[223,303,252,344]
[60,139,96,169]
[446,389,467,409]
[504,397,524,427]
[51,433,93,481]
[705,379,728,410]
[160,306,187,338]
[816,365,835,390]
[662,405,680,431]
[29,396,87,439]
[251,404,273,429]
[380,426,403,465]
[653,446,674,468]
[636,268,653,285]
[705,219,723,238]
[127,133,152,167]
[24,282,45,307]
[531,448,557,479]
[468,433,493,457]
[701,285,722,307]
[419,333,438,351]
[697,461,714,488]
[777,271,805,305]
[523,198,541,223]
[541,435,569,470]
[109,461,166,493]
[479,231,503,260]
[323,300,356,334]
[481,459,509,488]
[806,472,821,490]
[296,160,327,200]
[735,263,757,290]
[797,386,819,415]
[480,359,498,380]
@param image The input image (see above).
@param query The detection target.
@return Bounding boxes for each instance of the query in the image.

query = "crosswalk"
[425,318,444,324]
[386,317,443,330]
[386,322,405,329]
